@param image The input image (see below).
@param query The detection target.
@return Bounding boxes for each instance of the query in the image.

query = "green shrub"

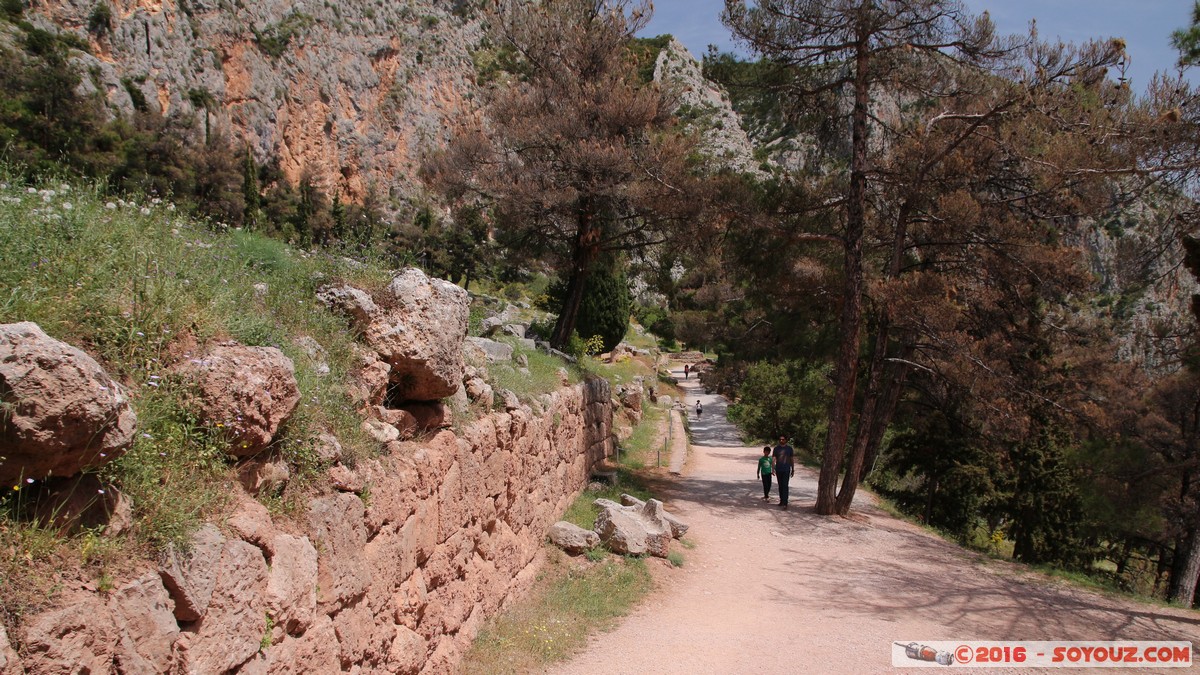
[727,360,831,450]
[1,0,24,20]
[253,11,314,58]
[87,2,112,35]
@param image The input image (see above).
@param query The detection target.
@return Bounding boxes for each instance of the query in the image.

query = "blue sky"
[643,1,1195,92]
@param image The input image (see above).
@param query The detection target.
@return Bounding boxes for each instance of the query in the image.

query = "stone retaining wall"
[1,378,613,675]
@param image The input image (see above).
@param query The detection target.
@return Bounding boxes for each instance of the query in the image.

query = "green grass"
[560,469,652,531]
[487,338,580,404]
[462,550,653,674]
[618,404,667,469]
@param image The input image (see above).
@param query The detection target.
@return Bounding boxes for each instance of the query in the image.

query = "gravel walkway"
[549,366,1200,674]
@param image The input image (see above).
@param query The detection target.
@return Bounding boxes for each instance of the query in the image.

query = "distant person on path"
[772,436,795,510]
[695,400,702,419]
[684,363,690,379]
[757,446,773,501]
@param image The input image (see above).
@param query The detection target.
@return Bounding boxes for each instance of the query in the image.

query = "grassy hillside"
[0,169,409,620]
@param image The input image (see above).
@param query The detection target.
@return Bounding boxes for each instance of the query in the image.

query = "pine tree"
[426,0,700,349]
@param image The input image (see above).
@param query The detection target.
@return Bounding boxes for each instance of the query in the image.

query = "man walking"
[772,436,795,510]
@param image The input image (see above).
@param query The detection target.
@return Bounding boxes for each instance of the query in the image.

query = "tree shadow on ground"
[652,473,1200,648]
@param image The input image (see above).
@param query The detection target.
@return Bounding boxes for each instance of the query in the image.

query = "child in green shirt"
[757,446,773,501]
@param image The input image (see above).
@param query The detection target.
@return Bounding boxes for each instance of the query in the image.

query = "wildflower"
[105,202,116,210]
[147,381,159,387]
[11,485,17,491]
[97,489,105,494]
[136,331,145,337]
[41,193,52,203]
[26,187,36,194]
[167,204,176,212]
[142,433,153,439]
[62,202,72,211]
[140,207,151,215]
[25,478,33,484]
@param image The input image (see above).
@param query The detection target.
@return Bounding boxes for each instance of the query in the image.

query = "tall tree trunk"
[1170,527,1200,606]
[924,476,939,524]
[829,164,918,515]
[815,36,870,515]
[550,205,600,348]
[834,334,912,515]
[1115,538,1131,577]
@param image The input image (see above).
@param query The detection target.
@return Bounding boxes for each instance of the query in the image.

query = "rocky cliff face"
[653,38,766,179]
[22,0,483,203]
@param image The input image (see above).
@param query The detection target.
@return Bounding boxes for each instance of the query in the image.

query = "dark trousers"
[761,473,772,498]
[777,470,791,505]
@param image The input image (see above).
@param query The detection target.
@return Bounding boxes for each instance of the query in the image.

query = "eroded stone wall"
[2,378,613,675]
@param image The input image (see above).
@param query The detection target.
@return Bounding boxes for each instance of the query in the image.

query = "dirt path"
[549,366,1200,674]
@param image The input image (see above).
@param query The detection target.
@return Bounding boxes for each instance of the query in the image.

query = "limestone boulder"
[316,283,378,331]
[464,337,513,363]
[307,493,372,611]
[502,324,528,339]
[260,615,340,673]
[313,432,344,465]
[618,384,643,424]
[366,268,469,401]
[620,493,689,538]
[0,321,137,485]
[547,521,599,555]
[593,498,673,558]
[175,344,300,457]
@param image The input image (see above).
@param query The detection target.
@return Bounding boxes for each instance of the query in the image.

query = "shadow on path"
[663,358,1200,646]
